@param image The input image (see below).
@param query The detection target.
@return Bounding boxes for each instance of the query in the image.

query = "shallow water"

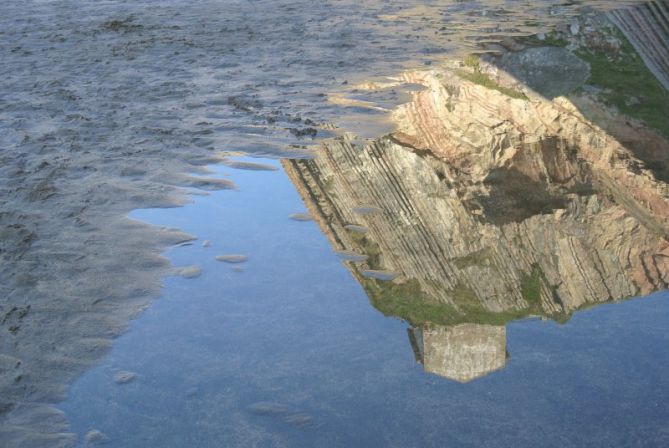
[3,0,669,446]
[60,160,669,447]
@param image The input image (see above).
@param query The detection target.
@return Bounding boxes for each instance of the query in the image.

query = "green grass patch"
[520,265,544,305]
[455,68,528,100]
[457,54,527,100]
[576,30,669,137]
[347,231,382,269]
[364,279,463,326]
[361,275,547,327]
[463,54,481,70]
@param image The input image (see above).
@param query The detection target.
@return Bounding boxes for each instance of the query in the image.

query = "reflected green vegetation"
[483,25,669,137]
[348,231,382,269]
[456,57,528,100]
[522,26,669,137]
[576,30,669,137]
[357,266,563,328]
[520,265,544,305]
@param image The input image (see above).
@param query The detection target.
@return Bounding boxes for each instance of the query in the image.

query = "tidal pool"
[3,0,669,446]
[59,159,669,447]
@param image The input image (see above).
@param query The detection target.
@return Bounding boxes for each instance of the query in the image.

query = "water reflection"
[409,324,507,382]
[284,6,669,378]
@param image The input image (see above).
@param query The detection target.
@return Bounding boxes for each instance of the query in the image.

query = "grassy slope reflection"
[515,6,669,139]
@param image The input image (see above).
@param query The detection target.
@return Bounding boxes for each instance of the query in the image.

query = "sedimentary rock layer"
[285,57,669,324]
[609,0,669,90]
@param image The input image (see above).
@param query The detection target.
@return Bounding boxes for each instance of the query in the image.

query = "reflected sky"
[60,160,669,447]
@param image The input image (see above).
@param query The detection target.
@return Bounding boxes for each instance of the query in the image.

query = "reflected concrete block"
[412,324,507,383]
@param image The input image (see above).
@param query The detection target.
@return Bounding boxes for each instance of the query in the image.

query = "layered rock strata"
[284,43,669,380]
[609,0,669,91]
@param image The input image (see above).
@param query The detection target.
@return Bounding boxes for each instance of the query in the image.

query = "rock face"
[609,0,669,91]
[392,67,669,230]
[497,47,590,98]
[284,132,669,320]
[283,39,669,380]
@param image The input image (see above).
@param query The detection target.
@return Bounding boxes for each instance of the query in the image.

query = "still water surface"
[60,160,669,447]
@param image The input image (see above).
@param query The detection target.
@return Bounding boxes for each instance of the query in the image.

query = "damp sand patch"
[173,265,203,279]
[221,159,279,172]
[289,213,313,222]
[215,254,249,264]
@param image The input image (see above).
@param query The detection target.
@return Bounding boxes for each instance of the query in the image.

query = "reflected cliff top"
[285,0,669,380]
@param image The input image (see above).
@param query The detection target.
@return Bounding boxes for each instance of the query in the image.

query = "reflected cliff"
[284,131,668,380]
[283,3,669,381]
